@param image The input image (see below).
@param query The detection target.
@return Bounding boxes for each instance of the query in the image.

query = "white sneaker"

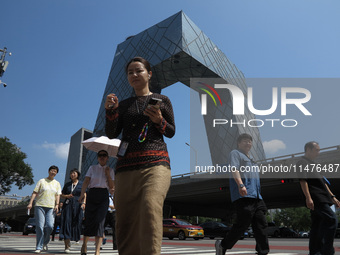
[65,248,71,253]
[34,250,41,254]
[43,245,48,251]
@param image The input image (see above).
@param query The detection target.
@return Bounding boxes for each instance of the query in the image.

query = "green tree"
[0,137,34,195]
[273,207,311,231]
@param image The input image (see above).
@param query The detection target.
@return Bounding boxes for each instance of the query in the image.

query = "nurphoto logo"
[193,79,312,128]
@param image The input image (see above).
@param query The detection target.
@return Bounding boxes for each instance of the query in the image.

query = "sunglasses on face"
[98,154,108,158]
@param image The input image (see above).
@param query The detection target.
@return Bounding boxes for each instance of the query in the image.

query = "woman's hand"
[78,194,85,204]
[54,204,59,212]
[105,93,119,110]
[144,105,163,125]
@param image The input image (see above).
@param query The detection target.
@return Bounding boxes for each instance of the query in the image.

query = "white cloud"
[41,142,70,159]
[263,139,286,155]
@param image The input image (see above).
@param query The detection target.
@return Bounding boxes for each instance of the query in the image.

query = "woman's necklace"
[136,92,151,143]
[71,181,78,193]
[135,91,151,114]
[138,122,149,143]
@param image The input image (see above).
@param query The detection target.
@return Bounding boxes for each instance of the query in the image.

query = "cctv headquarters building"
[80,11,265,176]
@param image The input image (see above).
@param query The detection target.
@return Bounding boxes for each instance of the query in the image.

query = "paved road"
[1,232,340,254]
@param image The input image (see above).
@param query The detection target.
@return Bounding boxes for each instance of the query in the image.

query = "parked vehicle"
[163,218,204,240]
[298,231,309,238]
[247,227,254,237]
[266,222,280,237]
[279,227,298,237]
[336,223,340,238]
[3,223,12,233]
[241,230,249,239]
[23,218,36,235]
[199,221,230,239]
[104,226,113,235]
[220,223,248,240]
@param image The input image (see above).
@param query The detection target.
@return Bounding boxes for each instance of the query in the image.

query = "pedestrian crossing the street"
[0,234,301,255]
[160,247,299,255]
[0,240,300,255]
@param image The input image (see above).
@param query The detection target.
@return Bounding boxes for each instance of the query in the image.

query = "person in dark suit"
[298,141,340,255]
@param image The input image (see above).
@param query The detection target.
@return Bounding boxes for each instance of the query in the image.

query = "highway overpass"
[164,145,340,219]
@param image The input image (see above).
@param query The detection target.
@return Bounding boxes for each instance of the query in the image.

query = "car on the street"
[241,230,249,239]
[3,223,12,233]
[199,221,230,239]
[279,227,298,237]
[22,218,60,235]
[163,218,204,240]
[104,226,113,235]
[247,227,254,237]
[266,222,280,237]
[23,218,36,235]
[336,223,340,238]
[298,231,309,238]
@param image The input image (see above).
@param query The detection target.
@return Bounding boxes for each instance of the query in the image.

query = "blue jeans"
[35,206,55,250]
[309,203,337,255]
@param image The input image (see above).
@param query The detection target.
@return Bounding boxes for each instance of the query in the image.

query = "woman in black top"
[105,56,175,255]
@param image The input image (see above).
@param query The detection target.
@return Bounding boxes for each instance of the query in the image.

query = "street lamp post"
[0,46,11,87]
[185,142,199,224]
[185,142,198,167]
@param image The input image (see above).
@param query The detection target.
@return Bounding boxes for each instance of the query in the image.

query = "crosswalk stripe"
[0,243,301,255]
[0,235,301,255]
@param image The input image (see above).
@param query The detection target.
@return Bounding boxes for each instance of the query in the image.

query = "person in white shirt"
[79,150,115,255]
[27,165,62,254]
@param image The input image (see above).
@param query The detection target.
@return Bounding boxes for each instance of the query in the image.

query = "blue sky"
[1,0,339,197]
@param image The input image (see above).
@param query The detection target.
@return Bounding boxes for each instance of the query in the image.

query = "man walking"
[215,133,269,255]
[298,141,339,255]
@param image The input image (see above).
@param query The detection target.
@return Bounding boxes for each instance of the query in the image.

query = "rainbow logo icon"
[198,82,223,107]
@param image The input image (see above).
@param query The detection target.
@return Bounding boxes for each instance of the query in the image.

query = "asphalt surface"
[1,232,340,254]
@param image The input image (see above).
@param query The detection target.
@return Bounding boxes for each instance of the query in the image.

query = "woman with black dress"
[105,57,175,255]
[60,169,84,253]
[79,150,115,255]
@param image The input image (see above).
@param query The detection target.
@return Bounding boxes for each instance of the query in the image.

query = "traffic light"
[0,61,9,77]
[280,179,293,184]
[0,47,11,78]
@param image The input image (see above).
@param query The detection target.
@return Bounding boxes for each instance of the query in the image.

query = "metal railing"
[171,145,340,179]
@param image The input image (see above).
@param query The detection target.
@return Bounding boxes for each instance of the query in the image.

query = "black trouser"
[84,188,109,237]
[51,219,62,241]
[105,211,117,249]
[309,203,337,255]
[221,198,269,255]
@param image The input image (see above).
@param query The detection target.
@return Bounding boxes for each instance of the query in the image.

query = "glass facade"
[65,128,93,184]
[81,11,265,176]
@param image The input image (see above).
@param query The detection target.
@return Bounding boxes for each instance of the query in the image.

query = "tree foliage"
[0,137,34,195]
[273,207,311,231]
